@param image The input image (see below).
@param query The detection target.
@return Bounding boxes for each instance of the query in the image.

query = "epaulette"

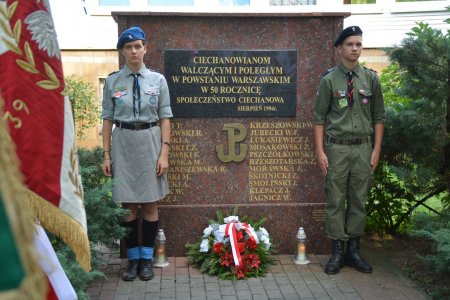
[320,67,336,78]
[108,70,119,76]
[363,66,377,73]
[148,68,163,74]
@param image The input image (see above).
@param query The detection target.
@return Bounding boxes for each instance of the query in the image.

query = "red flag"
[0,98,47,299]
[0,1,90,270]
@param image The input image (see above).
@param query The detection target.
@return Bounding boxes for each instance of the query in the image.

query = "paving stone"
[220,285,236,296]
[175,291,191,300]
[205,290,222,299]
[249,284,266,295]
[176,275,190,284]
[236,289,252,299]
[221,296,238,300]
[265,288,283,298]
[175,282,190,292]
[205,282,220,291]
[87,249,429,300]
[191,288,207,298]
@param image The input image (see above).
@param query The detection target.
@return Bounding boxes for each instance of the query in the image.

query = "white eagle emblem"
[24,9,60,59]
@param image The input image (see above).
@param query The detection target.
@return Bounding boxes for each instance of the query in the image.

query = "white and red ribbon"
[223,219,260,269]
[242,223,259,245]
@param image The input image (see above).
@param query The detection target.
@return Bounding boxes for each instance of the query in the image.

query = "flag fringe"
[0,97,47,300]
[24,188,92,272]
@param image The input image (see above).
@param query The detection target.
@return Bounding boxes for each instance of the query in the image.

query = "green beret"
[334,26,363,47]
[117,26,146,49]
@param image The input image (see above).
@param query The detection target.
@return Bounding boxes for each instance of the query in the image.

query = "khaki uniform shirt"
[312,62,385,139]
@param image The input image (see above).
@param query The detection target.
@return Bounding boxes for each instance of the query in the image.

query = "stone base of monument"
[160,204,328,257]
[120,204,329,258]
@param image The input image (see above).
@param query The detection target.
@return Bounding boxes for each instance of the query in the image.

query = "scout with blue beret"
[116,26,146,49]
[101,26,173,282]
[312,26,385,276]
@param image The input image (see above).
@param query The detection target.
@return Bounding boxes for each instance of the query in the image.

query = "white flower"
[215,225,226,242]
[259,227,269,237]
[224,216,239,223]
[202,225,213,238]
[25,10,60,59]
[199,239,209,253]
[260,235,271,250]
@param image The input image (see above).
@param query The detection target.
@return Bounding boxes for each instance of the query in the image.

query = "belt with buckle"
[328,136,371,145]
[116,122,158,130]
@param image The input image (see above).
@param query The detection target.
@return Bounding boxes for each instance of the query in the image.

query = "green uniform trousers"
[324,142,372,241]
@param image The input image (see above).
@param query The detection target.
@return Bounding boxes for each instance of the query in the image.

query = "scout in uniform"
[101,26,173,281]
[312,26,385,275]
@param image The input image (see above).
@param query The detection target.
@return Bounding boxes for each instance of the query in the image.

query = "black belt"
[328,136,371,145]
[116,122,157,130]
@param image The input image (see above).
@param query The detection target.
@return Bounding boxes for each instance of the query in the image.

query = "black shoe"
[122,259,139,281]
[325,240,345,275]
[139,259,154,281]
[345,237,373,273]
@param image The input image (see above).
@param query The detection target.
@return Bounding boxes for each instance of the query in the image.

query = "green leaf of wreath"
[3,38,21,54]
[16,59,39,74]
[24,42,35,67]
[0,14,12,36]
[37,80,59,90]
[0,20,9,35]
[13,19,21,43]
[0,3,7,18]
[7,1,18,19]
[43,62,59,84]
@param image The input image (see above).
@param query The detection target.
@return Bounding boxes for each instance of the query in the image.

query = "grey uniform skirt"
[111,125,169,203]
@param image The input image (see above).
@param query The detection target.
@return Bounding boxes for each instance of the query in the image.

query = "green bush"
[51,147,128,299]
[409,208,450,274]
[366,163,415,235]
[408,206,450,300]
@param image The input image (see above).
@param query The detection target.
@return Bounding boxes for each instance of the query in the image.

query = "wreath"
[185,209,276,281]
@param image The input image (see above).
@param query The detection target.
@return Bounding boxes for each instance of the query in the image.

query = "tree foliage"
[65,75,100,138]
[382,22,449,196]
[367,22,449,234]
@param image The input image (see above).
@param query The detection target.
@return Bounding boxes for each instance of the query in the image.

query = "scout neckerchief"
[347,71,354,108]
[131,73,141,117]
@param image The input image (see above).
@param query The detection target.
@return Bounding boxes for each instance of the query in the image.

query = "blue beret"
[334,26,363,47]
[117,26,146,49]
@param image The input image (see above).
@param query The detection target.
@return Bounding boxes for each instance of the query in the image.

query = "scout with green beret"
[312,26,385,275]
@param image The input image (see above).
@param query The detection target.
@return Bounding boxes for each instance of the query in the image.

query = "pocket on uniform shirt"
[358,89,372,106]
[333,96,349,110]
[145,88,160,107]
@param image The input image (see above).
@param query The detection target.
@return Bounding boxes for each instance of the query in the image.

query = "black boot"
[122,259,139,281]
[324,240,345,275]
[345,237,373,273]
[139,259,154,281]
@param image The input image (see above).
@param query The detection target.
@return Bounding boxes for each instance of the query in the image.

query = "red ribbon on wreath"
[225,221,260,269]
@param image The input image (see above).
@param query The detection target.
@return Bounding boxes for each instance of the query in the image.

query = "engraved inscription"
[248,121,315,202]
[312,209,326,222]
[165,50,297,117]
[164,122,228,203]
